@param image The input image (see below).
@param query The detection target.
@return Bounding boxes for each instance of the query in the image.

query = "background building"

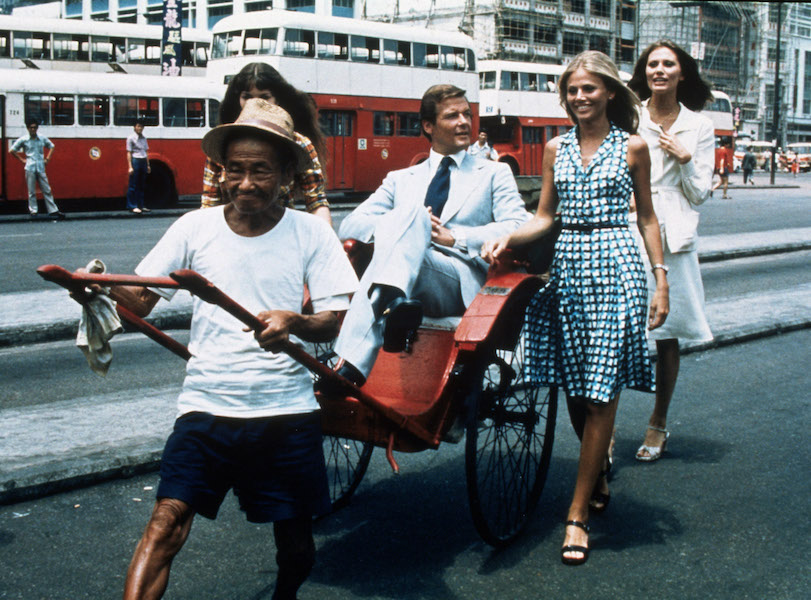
[365,1,640,74]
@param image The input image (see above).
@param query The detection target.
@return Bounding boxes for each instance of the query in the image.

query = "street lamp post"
[771,1,782,185]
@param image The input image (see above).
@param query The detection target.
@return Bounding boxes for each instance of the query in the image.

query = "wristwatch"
[651,263,669,274]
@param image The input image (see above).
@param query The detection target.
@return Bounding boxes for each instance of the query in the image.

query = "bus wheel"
[145,163,179,209]
[500,157,520,176]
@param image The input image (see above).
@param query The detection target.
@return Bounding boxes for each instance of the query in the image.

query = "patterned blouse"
[201,131,329,212]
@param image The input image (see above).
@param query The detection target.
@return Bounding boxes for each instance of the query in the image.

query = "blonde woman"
[482,51,669,565]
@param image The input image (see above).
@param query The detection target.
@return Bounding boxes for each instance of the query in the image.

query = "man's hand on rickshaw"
[68,267,105,304]
[428,209,455,247]
[480,236,510,264]
[251,309,299,353]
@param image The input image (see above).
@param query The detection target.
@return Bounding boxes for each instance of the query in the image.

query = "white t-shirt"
[136,206,358,419]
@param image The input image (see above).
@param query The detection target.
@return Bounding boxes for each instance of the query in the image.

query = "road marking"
[1,232,44,239]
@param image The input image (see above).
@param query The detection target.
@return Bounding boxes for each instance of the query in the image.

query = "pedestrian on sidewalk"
[85,100,358,599]
[201,62,332,224]
[9,119,64,219]
[482,51,669,566]
[629,40,714,463]
[711,140,732,199]
[125,120,150,214]
[742,149,756,185]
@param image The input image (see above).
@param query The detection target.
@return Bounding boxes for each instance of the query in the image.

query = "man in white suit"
[330,84,530,387]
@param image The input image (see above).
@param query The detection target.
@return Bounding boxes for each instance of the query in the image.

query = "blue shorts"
[157,411,331,523]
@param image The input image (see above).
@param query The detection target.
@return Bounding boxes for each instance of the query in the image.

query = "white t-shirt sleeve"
[303,217,359,313]
[134,213,194,300]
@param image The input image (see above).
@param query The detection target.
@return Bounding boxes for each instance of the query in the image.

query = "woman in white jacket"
[628,40,714,461]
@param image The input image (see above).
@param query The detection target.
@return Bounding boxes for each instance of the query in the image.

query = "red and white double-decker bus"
[477,60,571,177]
[0,14,210,76]
[206,10,478,194]
[0,69,225,210]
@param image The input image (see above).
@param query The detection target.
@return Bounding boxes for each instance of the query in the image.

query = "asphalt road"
[1,329,809,600]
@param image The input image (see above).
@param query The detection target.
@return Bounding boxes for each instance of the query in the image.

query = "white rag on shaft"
[76,259,123,376]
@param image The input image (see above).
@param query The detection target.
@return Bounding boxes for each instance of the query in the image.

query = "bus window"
[413,43,439,68]
[24,94,74,126]
[114,96,159,127]
[163,98,206,128]
[283,29,315,57]
[211,32,228,59]
[480,71,496,90]
[53,33,89,61]
[440,46,465,70]
[91,36,115,62]
[209,99,221,127]
[545,75,557,92]
[126,38,146,63]
[194,43,209,66]
[396,112,421,137]
[145,38,161,64]
[502,71,520,91]
[317,32,349,60]
[382,39,409,65]
[243,28,278,55]
[78,95,110,126]
[373,111,394,136]
[521,72,540,91]
[0,30,10,58]
[350,36,380,63]
[545,126,557,142]
[466,48,476,72]
[320,110,353,137]
[13,31,51,60]
[522,126,544,144]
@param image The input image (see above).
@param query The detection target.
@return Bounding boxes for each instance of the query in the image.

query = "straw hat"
[201,98,311,170]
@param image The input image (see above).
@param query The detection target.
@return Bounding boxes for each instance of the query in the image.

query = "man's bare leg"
[123,498,195,600]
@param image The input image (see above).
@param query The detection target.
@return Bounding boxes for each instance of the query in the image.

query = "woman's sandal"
[635,425,670,462]
[561,520,590,566]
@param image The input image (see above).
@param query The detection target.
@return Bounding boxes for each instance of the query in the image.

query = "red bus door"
[521,125,544,176]
[321,110,355,191]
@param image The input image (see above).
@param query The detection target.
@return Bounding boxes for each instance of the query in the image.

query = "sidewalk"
[1,227,810,505]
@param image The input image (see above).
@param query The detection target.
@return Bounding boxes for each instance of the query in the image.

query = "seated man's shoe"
[380,296,423,353]
[315,361,366,397]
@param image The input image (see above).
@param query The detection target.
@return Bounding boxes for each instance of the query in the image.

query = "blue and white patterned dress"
[526,124,654,404]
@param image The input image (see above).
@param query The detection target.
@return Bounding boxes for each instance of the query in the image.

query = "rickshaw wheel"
[464,327,558,547]
[312,341,374,512]
[322,435,374,511]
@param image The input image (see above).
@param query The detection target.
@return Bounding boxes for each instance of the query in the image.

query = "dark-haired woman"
[202,62,331,224]
[482,51,669,565]
[628,41,714,462]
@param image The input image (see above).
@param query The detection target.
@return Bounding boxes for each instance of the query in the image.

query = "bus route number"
[358,139,367,150]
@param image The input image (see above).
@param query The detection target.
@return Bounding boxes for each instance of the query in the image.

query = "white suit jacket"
[338,152,530,304]
[639,103,715,253]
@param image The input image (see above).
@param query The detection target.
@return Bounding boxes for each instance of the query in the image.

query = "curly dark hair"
[219,62,326,161]
[628,40,713,111]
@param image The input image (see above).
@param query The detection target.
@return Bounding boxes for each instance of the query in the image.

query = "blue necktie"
[424,156,453,217]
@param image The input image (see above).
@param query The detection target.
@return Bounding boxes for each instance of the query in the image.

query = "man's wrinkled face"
[221,137,287,215]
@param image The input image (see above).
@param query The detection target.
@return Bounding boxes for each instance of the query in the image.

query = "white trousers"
[26,168,59,214]
[334,202,468,376]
